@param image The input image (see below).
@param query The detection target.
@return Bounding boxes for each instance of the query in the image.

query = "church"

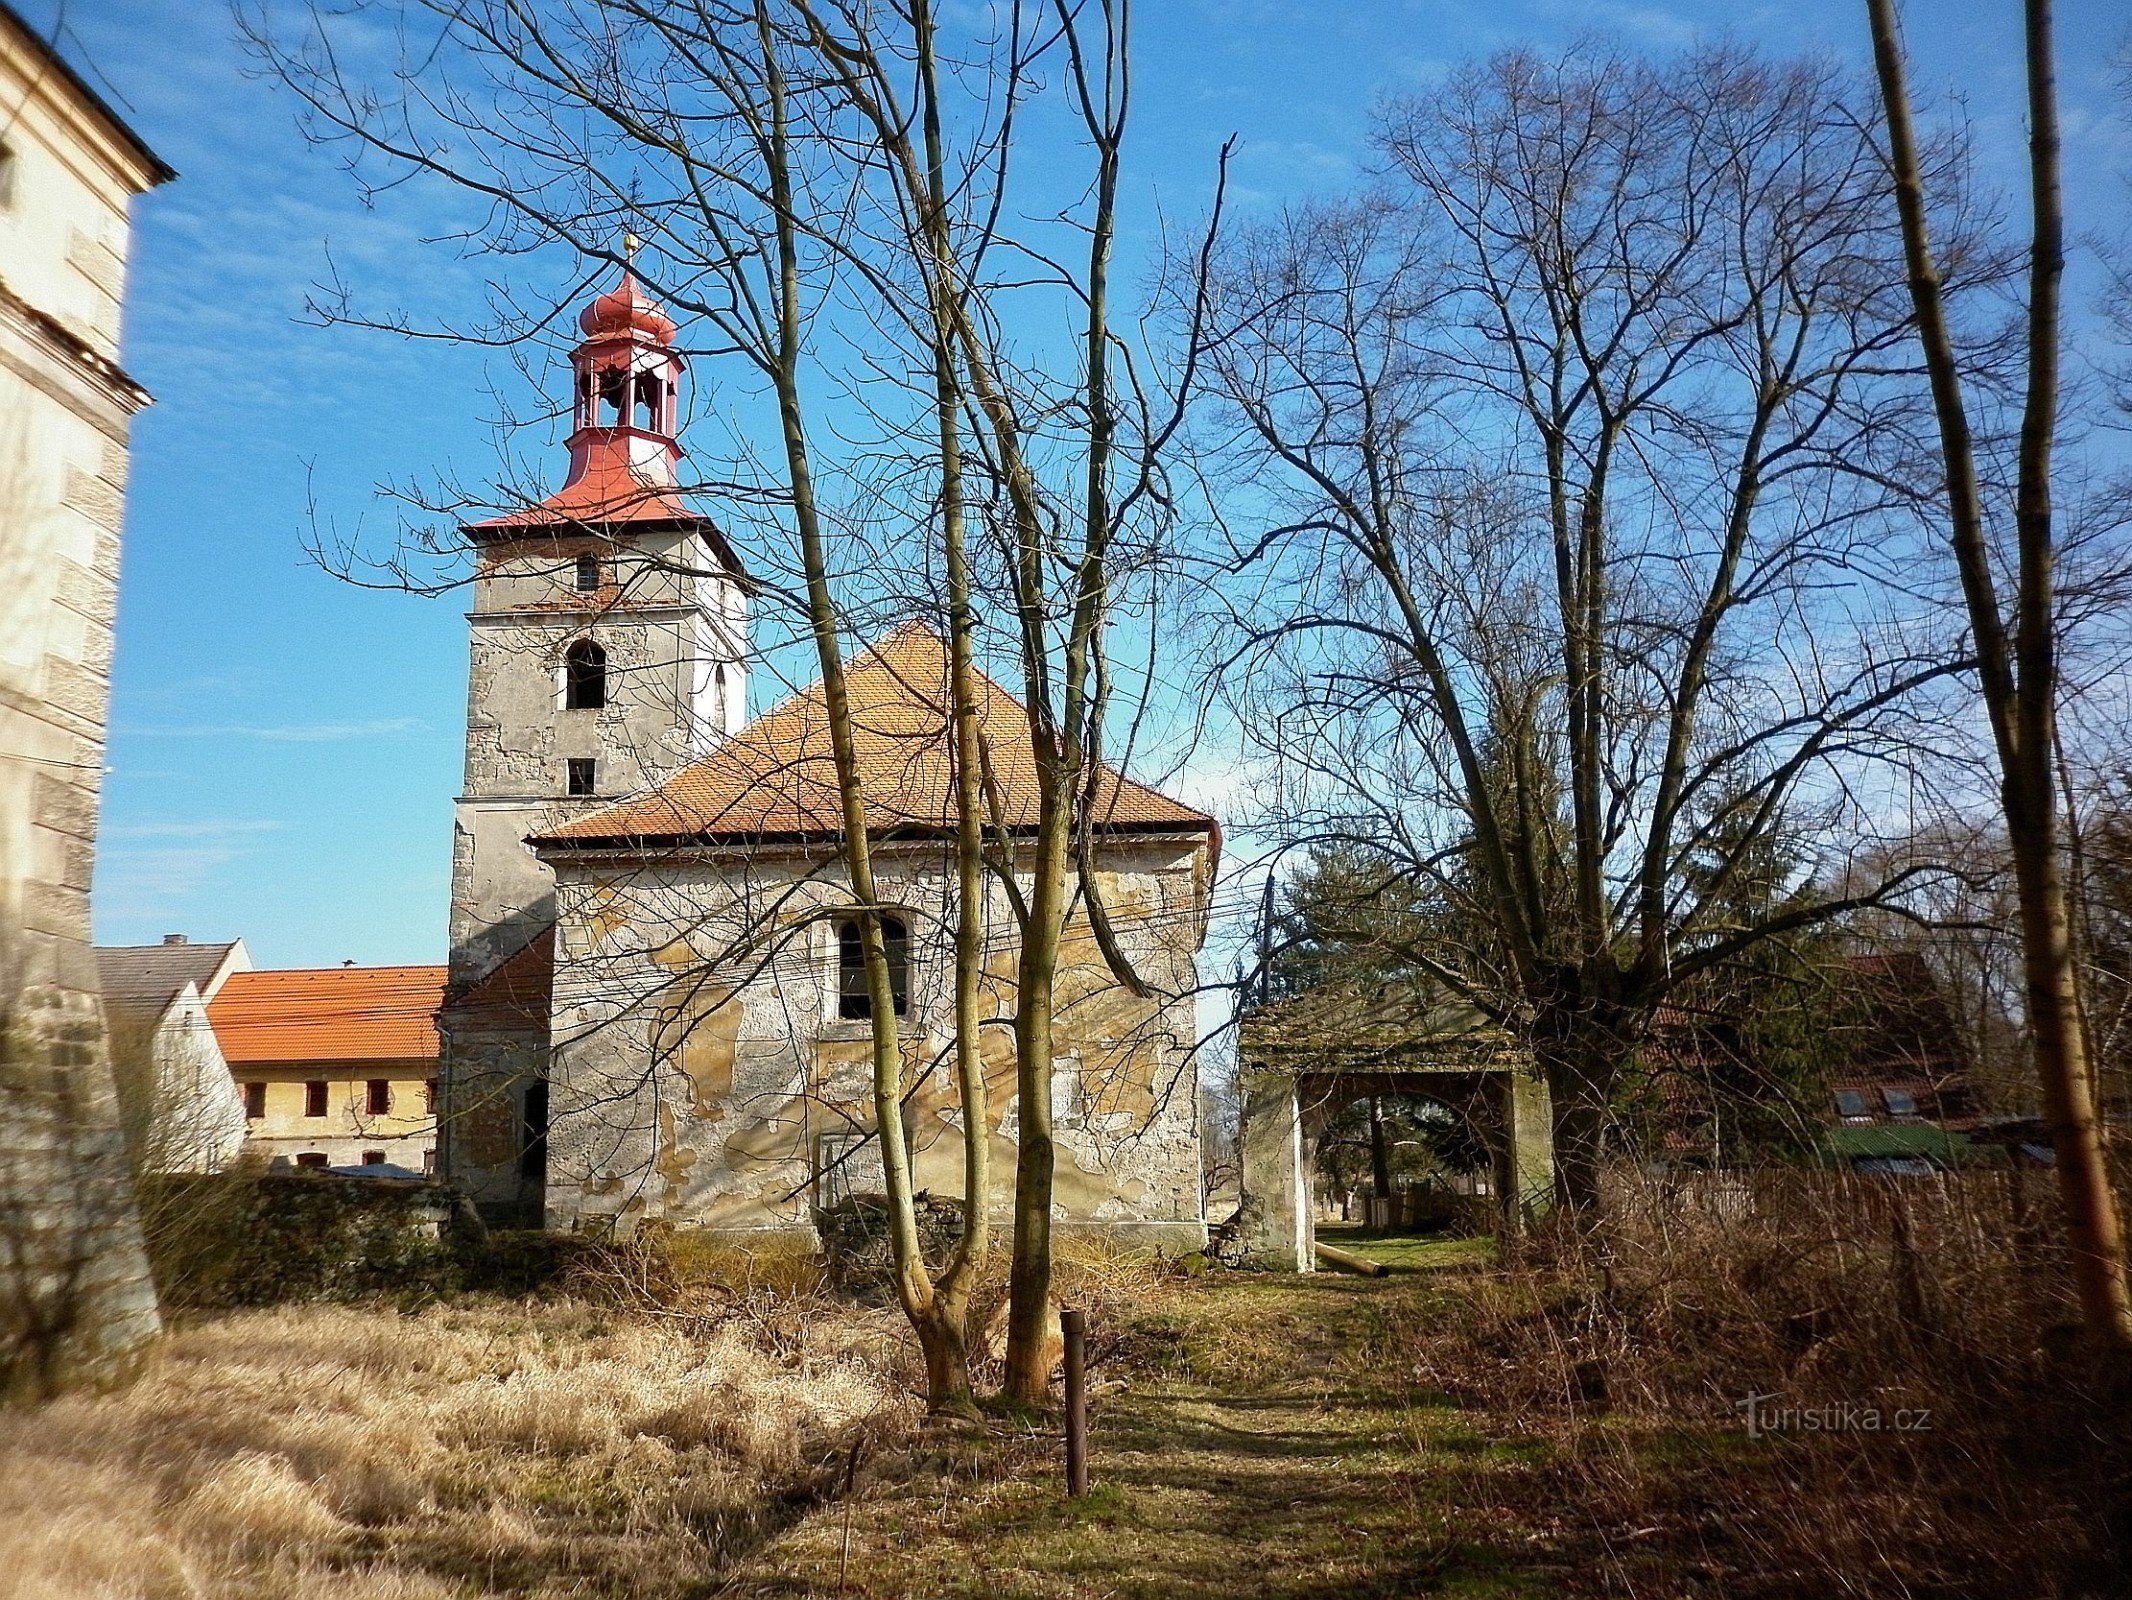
[435,270,1214,1251]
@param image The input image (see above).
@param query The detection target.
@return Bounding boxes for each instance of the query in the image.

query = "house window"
[295,1152,329,1169]
[836,913,909,1020]
[1833,1090,1871,1122]
[564,639,607,709]
[0,143,16,212]
[304,1080,329,1118]
[366,1079,391,1115]
[1882,1087,1919,1117]
[575,554,601,592]
[243,1082,266,1120]
[424,1078,439,1114]
[566,758,597,797]
[422,1148,437,1175]
[361,1150,386,1167]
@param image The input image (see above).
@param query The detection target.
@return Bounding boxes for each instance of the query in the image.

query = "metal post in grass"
[1061,1306,1088,1497]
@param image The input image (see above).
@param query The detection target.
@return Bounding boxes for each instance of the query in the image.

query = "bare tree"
[1864,0,2132,1349]
[246,0,1216,1408]
[1197,42,1982,1218]
[790,0,1221,1402]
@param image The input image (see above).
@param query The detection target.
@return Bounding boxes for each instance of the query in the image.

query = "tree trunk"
[2010,785,2132,1345]
[1537,1019,1623,1222]
[1003,798,1070,1405]
[1865,0,2132,1351]
[758,13,947,1398]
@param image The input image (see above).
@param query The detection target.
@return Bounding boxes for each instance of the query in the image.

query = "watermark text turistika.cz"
[1734,1392,1933,1439]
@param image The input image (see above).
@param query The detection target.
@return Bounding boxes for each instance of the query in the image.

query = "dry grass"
[2,1291,918,1600]
[1391,1166,2132,1597]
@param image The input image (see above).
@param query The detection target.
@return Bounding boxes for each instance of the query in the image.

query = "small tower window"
[564,639,607,709]
[575,554,601,592]
[566,758,597,797]
[836,912,909,1020]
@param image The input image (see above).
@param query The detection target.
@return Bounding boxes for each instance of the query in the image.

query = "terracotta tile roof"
[535,623,1217,850]
[209,966,446,1065]
[467,443,699,532]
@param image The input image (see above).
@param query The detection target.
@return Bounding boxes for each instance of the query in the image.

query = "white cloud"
[104,820,286,839]
[120,718,424,742]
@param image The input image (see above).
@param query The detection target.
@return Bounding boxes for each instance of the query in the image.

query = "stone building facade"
[531,628,1214,1248]
[439,271,1212,1248]
[0,1,172,1395]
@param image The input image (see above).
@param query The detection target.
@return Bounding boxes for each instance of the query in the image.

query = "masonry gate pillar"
[1234,1067,1311,1271]
[1494,1067,1554,1230]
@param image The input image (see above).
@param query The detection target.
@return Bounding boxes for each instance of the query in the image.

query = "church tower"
[439,268,746,1217]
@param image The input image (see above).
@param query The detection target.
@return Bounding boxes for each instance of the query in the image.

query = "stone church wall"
[539,835,1209,1251]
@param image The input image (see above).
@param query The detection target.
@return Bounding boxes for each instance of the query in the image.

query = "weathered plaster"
[536,837,1208,1249]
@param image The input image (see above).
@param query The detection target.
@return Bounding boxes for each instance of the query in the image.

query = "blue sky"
[28,0,2130,967]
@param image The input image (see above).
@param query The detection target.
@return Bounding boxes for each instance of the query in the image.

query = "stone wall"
[443,527,744,1216]
[538,835,1209,1251]
[0,16,168,1396]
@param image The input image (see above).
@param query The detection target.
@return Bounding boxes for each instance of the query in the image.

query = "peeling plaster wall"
[539,837,1208,1249]
[449,528,744,975]
[442,526,743,1215]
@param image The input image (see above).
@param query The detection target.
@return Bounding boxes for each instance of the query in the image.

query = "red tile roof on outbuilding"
[208,966,447,1065]
[534,623,1217,851]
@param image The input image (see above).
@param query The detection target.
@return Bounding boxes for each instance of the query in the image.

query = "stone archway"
[1230,986,1553,1271]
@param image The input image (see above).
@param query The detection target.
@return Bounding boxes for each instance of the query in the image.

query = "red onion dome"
[578,271,677,344]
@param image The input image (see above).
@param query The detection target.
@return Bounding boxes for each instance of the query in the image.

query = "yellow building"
[208,966,445,1174]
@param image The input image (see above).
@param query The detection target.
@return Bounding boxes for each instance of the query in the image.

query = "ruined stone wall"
[539,836,1208,1250]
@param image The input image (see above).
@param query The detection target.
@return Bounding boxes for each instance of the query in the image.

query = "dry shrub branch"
[1397,1165,2132,1596]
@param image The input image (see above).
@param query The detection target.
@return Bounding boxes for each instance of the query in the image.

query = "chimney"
[162,933,187,946]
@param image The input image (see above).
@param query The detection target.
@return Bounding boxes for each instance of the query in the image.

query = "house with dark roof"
[208,965,446,1174]
[94,935,249,1173]
[437,270,1213,1244]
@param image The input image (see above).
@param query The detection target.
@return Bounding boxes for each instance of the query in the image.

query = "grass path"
[722,1241,1563,1599]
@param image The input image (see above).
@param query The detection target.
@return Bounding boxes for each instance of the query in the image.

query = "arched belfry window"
[837,912,909,1020]
[564,639,607,710]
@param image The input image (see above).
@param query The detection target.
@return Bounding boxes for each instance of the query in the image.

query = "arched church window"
[564,639,607,710]
[633,369,663,431]
[598,366,626,426]
[837,912,909,1020]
